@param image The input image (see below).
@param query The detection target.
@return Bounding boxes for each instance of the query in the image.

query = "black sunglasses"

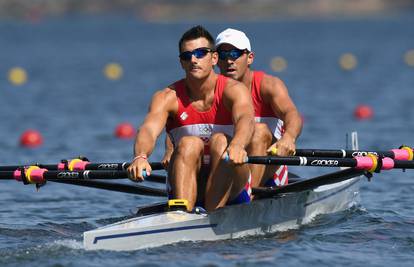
[218,49,248,60]
[179,47,213,61]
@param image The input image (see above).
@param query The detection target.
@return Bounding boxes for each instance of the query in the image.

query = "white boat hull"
[84,176,361,251]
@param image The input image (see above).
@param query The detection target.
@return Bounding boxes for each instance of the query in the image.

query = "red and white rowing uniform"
[166,75,252,204]
[166,75,233,163]
[251,71,288,186]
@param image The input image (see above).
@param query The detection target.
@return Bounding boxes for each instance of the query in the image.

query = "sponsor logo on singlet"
[180,112,188,121]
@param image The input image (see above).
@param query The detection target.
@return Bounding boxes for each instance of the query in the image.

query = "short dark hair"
[178,25,214,52]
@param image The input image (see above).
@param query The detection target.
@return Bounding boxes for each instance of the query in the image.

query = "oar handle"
[224,154,230,162]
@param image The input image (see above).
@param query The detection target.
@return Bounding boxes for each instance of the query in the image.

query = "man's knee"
[176,136,204,158]
[209,133,229,155]
[251,123,272,146]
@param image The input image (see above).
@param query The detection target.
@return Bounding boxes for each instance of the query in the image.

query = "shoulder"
[222,78,251,107]
[260,73,288,96]
[261,73,285,88]
[150,87,178,111]
[225,78,248,91]
[223,78,249,99]
[154,87,177,101]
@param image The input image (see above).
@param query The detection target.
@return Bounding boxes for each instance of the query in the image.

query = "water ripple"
[1,15,414,267]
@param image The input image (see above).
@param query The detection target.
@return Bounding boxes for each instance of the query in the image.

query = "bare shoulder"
[261,73,288,97]
[262,73,286,90]
[224,78,250,101]
[150,87,178,112]
[225,78,248,92]
[222,78,251,109]
[153,86,177,101]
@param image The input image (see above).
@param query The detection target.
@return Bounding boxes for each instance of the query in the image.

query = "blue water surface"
[0,15,414,267]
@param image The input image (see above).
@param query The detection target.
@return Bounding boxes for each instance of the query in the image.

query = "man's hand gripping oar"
[267,133,297,157]
[127,155,152,182]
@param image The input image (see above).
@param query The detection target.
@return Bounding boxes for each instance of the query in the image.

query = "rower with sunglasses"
[127,26,255,212]
[215,28,303,188]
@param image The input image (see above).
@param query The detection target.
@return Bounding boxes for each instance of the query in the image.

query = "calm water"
[1,15,414,266]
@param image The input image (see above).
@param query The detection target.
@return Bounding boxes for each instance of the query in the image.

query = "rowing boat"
[83,168,363,251]
[83,133,366,250]
[2,133,412,251]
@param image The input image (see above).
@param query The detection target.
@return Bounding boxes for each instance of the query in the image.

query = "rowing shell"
[83,169,362,251]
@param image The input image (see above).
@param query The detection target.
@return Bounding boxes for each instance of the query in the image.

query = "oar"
[0,160,165,172]
[252,167,365,197]
[293,146,413,160]
[51,180,167,197]
[0,168,166,184]
[245,155,414,172]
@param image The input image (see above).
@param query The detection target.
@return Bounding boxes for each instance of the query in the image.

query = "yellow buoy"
[270,56,287,72]
[104,62,123,80]
[8,67,28,86]
[404,49,414,67]
[339,53,357,71]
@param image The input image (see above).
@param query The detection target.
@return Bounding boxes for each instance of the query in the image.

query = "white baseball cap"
[215,28,251,51]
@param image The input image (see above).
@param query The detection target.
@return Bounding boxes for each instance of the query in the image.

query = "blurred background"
[1,0,414,21]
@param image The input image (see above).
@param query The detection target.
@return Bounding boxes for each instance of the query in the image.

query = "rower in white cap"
[215,28,303,188]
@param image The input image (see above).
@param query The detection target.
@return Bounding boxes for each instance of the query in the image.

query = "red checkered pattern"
[272,165,288,186]
[245,172,252,196]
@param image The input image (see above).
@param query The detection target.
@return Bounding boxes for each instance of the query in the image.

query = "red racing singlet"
[251,71,284,139]
[166,75,233,164]
[251,71,288,186]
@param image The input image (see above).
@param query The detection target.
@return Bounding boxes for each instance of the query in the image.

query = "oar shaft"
[0,162,164,172]
[247,156,358,168]
[295,147,413,160]
[393,160,414,169]
[74,162,164,171]
[295,149,390,158]
[51,180,167,197]
[246,156,414,171]
[0,170,166,184]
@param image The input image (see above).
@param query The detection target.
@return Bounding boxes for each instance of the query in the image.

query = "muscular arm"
[224,80,255,163]
[128,88,177,180]
[262,75,303,155]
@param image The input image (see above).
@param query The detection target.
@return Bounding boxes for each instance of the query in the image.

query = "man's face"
[216,44,253,81]
[179,38,218,80]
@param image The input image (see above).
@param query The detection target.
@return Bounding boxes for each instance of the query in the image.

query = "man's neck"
[239,68,254,90]
[185,71,217,101]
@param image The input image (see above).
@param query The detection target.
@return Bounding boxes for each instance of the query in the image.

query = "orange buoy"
[20,129,43,147]
[354,105,373,120]
[115,123,135,139]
